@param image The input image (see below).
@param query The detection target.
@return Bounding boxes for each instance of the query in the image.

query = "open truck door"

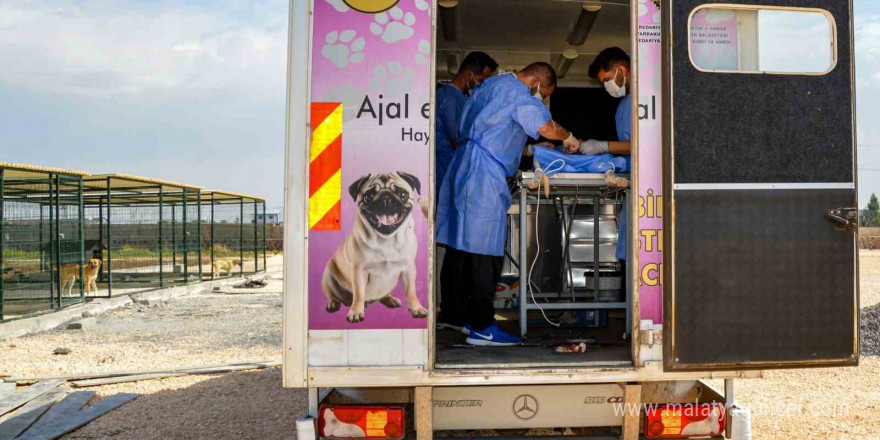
[662,0,858,371]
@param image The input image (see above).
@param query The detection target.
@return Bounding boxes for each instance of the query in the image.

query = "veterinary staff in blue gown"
[434,52,498,334]
[575,48,633,265]
[435,52,498,198]
[436,62,581,346]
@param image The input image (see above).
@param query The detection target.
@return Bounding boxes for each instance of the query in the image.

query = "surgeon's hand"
[578,139,610,156]
[562,133,581,154]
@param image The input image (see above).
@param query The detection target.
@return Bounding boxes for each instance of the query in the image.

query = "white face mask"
[532,83,543,101]
[604,68,626,98]
[466,72,478,93]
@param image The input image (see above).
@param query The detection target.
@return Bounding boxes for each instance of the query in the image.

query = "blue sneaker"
[461,324,471,336]
[465,323,521,346]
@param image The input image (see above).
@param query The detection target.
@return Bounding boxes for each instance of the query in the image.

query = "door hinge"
[827,207,859,232]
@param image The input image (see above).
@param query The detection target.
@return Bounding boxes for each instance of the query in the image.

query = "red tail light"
[318,405,405,439]
[644,403,725,438]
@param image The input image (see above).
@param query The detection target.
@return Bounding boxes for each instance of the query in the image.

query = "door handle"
[827,207,858,232]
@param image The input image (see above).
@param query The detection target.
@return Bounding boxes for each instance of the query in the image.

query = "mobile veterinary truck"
[283,0,858,438]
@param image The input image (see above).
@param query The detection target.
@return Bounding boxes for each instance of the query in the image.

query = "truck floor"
[435,320,632,369]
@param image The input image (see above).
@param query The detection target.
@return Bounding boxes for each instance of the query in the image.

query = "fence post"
[54,174,62,309]
[239,197,244,277]
[254,200,258,273]
[210,193,215,280]
[183,188,188,283]
[78,178,85,300]
[39,191,44,283]
[197,190,202,280]
[0,169,4,320]
[172,201,176,270]
[262,202,267,272]
[48,175,55,310]
[98,196,103,283]
[106,176,112,297]
[159,185,164,288]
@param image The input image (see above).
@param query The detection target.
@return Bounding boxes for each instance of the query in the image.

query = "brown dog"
[212,258,241,277]
[59,259,102,296]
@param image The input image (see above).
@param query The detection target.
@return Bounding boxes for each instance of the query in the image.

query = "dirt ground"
[723,251,880,440]
[1,252,879,439]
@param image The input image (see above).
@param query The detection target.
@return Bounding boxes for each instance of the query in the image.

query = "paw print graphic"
[370,6,416,44]
[369,61,415,98]
[415,39,429,66]
[414,0,429,13]
[321,30,365,68]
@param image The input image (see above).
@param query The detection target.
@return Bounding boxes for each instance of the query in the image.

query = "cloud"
[0,0,288,98]
[856,14,880,87]
[0,0,290,206]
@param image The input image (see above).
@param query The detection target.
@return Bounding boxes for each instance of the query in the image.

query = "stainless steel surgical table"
[515,172,631,339]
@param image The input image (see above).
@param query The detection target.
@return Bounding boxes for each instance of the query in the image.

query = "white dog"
[322,172,428,323]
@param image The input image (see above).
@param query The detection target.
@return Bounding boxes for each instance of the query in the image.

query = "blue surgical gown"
[435,84,466,198]
[436,73,552,257]
[615,94,632,261]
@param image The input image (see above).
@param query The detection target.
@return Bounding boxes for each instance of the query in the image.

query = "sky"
[1,0,880,208]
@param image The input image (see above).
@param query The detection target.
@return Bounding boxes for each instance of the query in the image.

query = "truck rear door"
[662,0,858,371]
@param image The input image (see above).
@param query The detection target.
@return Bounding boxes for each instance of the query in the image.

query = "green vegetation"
[863,193,880,227]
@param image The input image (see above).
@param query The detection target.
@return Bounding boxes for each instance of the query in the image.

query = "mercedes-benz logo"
[512,394,538,420]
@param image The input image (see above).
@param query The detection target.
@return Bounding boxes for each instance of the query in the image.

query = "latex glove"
[562,133,581,154]
[578,139,609,156]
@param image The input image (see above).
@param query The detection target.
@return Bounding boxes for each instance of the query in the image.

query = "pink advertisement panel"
[638,0,662,323]
[308,0,432,330]
[690,8,740,71]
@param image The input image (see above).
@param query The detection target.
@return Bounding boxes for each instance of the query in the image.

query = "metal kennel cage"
[200,191,267,279]
[1,163,89,321]
[82,174,204,297]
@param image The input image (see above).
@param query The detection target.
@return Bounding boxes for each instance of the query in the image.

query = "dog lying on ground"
[212,258,241,277]
[322,171,428,323]
[59,258,102,296]
[2,267,27,282]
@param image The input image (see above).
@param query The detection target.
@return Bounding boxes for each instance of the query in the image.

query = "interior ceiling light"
[555,49,579,79]
[567,3,602,46]
[439,1,459,41]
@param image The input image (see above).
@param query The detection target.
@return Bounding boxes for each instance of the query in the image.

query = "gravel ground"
[0,274,284,378]
[2,252,879,439]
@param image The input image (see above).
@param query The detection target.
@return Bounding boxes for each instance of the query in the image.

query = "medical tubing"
[542,158,566,176]
[528,169,561,328]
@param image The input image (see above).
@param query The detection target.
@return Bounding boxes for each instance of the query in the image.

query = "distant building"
[253,211,281,225]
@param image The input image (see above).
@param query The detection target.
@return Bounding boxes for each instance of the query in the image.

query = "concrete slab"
[0,272,272,339]
[0,296,132,339]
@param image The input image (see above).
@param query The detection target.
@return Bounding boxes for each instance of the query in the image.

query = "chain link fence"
[1,164,88,321]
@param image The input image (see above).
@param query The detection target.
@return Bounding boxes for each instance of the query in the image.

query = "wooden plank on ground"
[70,361,281,388]
[4,360,279,383]
[71,373,186,388]
[0,387,68,440]
[0,380,64,417]
[16,391,138,440]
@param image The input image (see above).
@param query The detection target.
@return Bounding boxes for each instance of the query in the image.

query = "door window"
[688,6,835,74]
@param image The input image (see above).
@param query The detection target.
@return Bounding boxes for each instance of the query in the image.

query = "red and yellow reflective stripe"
[309,102,343,230]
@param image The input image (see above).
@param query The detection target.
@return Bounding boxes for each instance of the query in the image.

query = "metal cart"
[515,172,631,339]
